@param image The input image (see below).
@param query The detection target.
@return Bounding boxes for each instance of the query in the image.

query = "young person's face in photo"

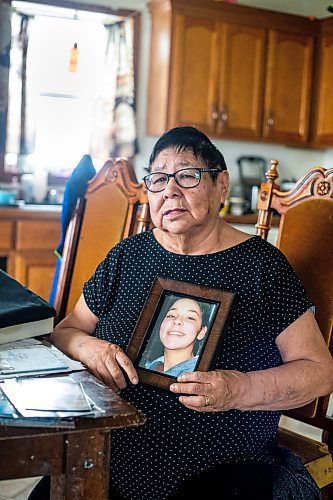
[159,298,207,351]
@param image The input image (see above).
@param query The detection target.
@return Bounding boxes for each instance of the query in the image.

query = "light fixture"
[69,42,79,72]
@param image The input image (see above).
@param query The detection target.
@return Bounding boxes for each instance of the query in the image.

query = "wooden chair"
[54,157,151,324]
[256,160,333,494]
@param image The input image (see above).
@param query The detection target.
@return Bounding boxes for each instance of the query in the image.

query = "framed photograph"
[126,277,236,390]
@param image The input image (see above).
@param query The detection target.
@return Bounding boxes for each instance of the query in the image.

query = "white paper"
[1,377,92,417]
[0,339,85,379]
[0,346,67,375]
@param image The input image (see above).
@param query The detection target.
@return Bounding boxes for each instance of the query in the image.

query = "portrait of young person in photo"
[139,296,215,377]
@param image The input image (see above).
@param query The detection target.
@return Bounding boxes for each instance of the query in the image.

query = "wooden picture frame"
[126,277,236,390]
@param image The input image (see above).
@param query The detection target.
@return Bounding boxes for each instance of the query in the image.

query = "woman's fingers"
[94,364,122,393]
[114,348,139,385]
[170,377,210,396]
[101,344,138,391]
[170,371,221,412]
[83,340,138,392]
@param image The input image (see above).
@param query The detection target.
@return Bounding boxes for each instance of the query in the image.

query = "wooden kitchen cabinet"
[148,1,267,139]
[263,30,314,145]
[147,0,318,146]
[216,23,265,140]
[0,206,60,301]
[167,15,219,134]
[0,220,13,250]
[12,251,58,301]
[16,219,60,251]
[166,15,265,139]
[312,19,333,146]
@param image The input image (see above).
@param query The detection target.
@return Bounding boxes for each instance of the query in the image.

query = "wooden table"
[0,371,146,499]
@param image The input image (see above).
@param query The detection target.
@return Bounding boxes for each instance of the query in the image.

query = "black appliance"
[236,156,267,213]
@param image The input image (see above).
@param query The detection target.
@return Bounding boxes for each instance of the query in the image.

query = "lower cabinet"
[0,207,60,301]
[9,251,58,301]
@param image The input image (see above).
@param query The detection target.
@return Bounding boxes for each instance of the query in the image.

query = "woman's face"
[159,298,207,351]
[147,148,229,236]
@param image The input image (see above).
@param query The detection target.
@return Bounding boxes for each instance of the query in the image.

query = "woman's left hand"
[169,369,243,412]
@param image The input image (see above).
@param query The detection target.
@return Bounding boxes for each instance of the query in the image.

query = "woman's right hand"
[78,336,138,392]
[50,294,138,392]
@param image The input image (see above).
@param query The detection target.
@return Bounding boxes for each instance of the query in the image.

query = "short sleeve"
[83,242,123,318]
[267,248,313,336]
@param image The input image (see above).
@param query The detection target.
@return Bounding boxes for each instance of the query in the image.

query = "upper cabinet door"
[168,15,219,134]
[216,23,266,139]
[313,34,333,146]
[263,30,314,144]
[147,0,318,146]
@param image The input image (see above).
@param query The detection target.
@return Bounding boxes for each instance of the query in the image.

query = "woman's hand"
[169,370,242,412]
[50,294,138,393]
[77,336,138,393]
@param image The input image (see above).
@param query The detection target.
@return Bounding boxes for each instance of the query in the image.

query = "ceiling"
[235,0,332,19]
[12,1,122,23]
[12,0,333,20]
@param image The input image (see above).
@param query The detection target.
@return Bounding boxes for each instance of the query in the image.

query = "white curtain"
[89,18,137,160]
[0,1,11,159]
[6,11,35,164]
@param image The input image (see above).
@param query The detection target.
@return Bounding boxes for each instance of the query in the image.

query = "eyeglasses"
[142,167,220,193]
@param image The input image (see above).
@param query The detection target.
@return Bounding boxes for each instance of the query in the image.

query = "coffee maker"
[236,156,267,213]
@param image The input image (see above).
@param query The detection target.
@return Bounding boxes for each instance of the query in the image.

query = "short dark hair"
[148,126,227,180]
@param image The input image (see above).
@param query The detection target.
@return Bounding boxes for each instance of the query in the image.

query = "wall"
[67,0,332,19]
[237,0,330,19]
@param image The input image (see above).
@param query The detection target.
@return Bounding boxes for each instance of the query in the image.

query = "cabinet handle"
[267,113,274,129]
[212,103,218,127]
[219,105,228,127]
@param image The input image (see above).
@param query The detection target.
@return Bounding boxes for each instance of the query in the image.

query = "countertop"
[0,204,279,226]
[0,203,61,220]
[222,213,280,227]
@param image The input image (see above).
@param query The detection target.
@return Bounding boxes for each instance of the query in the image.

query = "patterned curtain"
[89,18,137,160]
[6,11,34,165]
[0,1,11,159]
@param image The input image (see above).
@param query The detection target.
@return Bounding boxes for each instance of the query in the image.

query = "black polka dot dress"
[83,231,312,499]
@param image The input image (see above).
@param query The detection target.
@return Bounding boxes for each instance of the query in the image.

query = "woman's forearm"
[49,294,100,363]
[172,311,333,412]
[220,359,333,411]
[50,326,93,363]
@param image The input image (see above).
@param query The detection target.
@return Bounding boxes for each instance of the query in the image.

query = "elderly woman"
[48,126,333,499]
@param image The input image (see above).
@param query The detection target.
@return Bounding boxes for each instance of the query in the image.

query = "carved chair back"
[256,161,333,443]
[54,158,151,323]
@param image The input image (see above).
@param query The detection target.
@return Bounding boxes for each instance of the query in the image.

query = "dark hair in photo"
[148,126,228,180]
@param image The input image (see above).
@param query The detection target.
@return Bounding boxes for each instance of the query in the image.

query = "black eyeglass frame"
[142,167,221,193]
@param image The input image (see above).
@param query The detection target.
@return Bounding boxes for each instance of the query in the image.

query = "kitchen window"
[2,0,139,179]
